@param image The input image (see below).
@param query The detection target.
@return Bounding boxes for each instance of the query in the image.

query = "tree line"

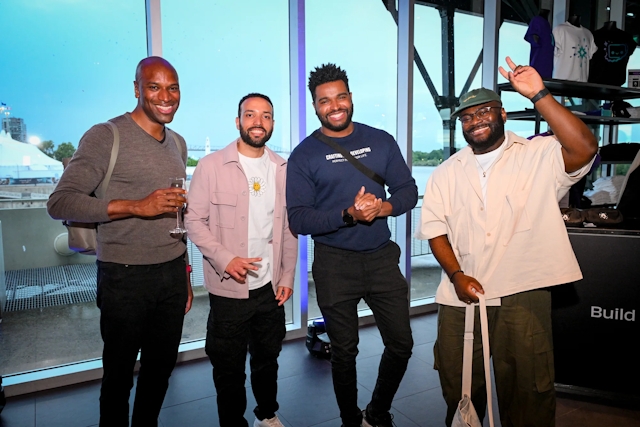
[38,141,442,168]
[38,140,200,166]
[38,140,76,161]
[413,149,443,166]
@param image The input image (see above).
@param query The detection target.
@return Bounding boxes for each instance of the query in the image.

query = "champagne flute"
[169,177,187,236]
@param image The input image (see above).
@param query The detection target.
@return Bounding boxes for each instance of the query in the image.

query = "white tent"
[0,130,64,184]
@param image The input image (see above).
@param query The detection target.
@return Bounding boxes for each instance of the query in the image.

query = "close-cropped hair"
[308,63,349,102]
[237,93,274,118]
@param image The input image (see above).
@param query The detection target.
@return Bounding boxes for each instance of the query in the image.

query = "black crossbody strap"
[312,130,385,187]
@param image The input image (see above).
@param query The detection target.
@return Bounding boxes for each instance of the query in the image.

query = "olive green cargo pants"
[434,289,556,427]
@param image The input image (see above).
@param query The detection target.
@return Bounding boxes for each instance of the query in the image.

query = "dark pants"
[313,241,413,427]
[435,289,555,427]
[96,255,188,427]
[205,283,286,427]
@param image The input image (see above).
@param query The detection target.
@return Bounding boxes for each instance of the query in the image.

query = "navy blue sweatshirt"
[286,122,418,252]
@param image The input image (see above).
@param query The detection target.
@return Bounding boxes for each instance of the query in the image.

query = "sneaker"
[362,409,396,427]
[254,415,285,427]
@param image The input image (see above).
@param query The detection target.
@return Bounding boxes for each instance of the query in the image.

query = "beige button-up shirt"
[418,131,594,307]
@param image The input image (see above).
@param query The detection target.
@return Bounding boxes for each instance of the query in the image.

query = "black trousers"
[97,255,187,427]
[205,283,286,427]
[313,241,413,427]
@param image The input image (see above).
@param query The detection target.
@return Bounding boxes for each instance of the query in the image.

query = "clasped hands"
[349,186,383,223]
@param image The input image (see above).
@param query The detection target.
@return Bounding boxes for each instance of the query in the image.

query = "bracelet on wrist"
[449,269,464,281]
[530,88,550,104]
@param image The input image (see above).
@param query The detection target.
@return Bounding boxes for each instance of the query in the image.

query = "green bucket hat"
[451,88,502,118]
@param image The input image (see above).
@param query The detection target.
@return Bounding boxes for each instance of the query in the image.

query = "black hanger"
[568,14,581,27]
[539,9,550,20]
[603,21,618,31]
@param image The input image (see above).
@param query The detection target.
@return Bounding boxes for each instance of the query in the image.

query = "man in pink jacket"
[184,93,298,427]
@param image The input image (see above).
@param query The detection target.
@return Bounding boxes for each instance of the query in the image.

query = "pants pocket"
[532,331,555,392]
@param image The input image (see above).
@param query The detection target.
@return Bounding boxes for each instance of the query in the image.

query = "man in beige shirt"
[417,57,597,427]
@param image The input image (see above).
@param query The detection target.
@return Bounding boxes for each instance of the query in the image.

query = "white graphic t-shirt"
[553,22,597,82]
[238,151,276,290]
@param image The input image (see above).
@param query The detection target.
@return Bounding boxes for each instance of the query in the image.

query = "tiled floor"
[1,313,639,427]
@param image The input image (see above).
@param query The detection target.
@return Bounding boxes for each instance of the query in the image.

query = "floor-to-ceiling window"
[304,0,399,319]
[160,1,293,339]
[0,0,146,378]
[410,4,487,304]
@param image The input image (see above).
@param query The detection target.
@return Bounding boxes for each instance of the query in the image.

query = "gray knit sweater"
[47,113,187,265]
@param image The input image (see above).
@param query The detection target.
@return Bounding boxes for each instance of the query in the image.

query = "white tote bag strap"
[461,295,495,427]
[478,294,494,427]
[461,303,475,398]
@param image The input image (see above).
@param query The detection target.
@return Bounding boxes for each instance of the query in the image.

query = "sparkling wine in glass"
[169,177,187,236]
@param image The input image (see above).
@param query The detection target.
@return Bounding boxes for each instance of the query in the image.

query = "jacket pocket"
[444,207,470,256]
[211,192,237,229]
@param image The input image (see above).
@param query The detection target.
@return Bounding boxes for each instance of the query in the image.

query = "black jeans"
[96,255,187,427]
[313,241,413,427]
[205,283,286,427]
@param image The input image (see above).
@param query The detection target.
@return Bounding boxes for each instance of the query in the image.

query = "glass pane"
[411,4,448,304]
[410,6,487,304]
[453,11,484,152]
[305,0,398,319]
[161,1,292,329]
[499,19,538,138]
[0,0,146,377]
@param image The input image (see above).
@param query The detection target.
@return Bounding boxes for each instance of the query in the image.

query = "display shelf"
[506,109,640,126]
[499,81,640,136]
[498,78,640,101]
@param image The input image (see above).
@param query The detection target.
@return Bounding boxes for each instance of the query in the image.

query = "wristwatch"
[342,208,357,226]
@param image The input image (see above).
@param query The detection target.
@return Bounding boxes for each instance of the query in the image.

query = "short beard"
[239,126,272,148]
[316,104,354,133]
[463,115,505,154]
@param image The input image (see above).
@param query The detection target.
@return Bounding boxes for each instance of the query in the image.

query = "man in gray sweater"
[47,56,193,427]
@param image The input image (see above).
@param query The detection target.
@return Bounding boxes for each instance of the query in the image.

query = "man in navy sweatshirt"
[286,63,418,427]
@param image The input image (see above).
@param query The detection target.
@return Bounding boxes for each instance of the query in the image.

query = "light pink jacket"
[184,140,298,299]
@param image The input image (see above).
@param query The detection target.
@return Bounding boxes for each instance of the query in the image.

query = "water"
[412,165,436,197]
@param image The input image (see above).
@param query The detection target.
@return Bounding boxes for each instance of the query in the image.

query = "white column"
[482,0,500,90]
[288,0,309,334]
[145,0,162,56]
[396,0,414,279]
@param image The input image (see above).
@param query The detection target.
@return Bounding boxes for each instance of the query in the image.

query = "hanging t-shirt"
[524,15,555,78]
[238,151,276,290]
[552,22,597,82]
[588,26,637,86]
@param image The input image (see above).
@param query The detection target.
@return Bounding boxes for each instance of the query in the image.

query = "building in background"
[1,117,27,143]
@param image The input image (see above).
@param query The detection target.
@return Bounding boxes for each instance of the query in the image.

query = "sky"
[4,0,636,157]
